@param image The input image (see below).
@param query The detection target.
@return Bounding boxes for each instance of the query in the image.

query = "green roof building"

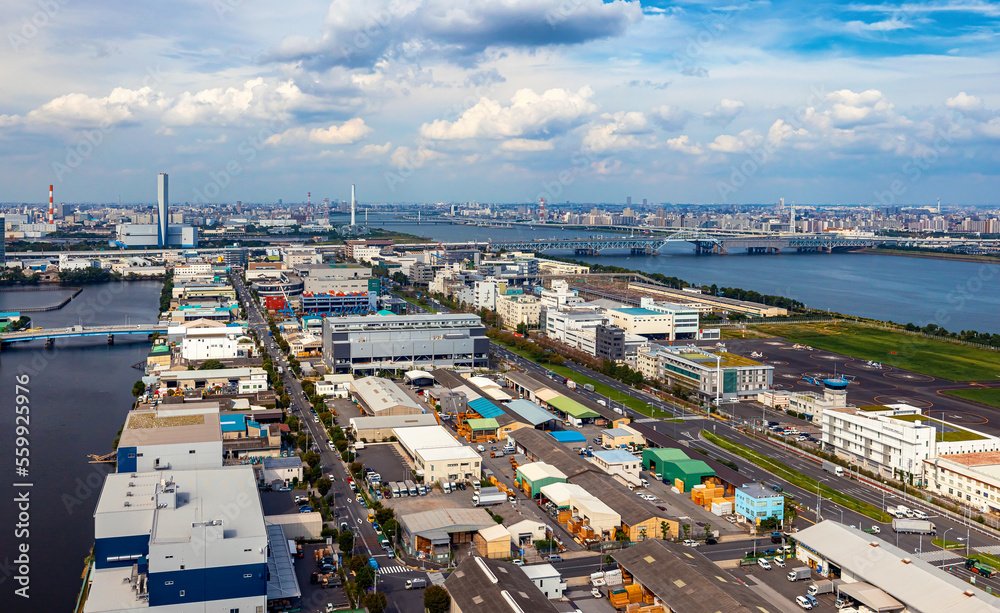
[642,448,690,472]
[662,459,715,491]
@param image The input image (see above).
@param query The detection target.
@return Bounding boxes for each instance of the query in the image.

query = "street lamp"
[816,478,829,522]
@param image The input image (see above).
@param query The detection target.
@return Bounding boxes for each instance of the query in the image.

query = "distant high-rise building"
[157,173,169,247]
[642,198,647,206]
[627,196,632,205]
[0,215,5,266]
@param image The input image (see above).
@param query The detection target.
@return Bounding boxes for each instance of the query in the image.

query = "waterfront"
[0,281,161,613]
[361,217,1000,335]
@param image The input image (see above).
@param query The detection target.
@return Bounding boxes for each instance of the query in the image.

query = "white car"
[477,445,485,452]
[757,558,772,570]
[591,587,603,599]
[773,557,786,568]
[683,539,699,547]
[795,596,813,609]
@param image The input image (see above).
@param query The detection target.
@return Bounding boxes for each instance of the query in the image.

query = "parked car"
[299,506,314,513]
[683,539,699,547]
[512,559,523,566]
[773,557,786,568]
[757,558,772,570]
[795,596,813,610]
[591,587,603,599]
[548,554,563,562]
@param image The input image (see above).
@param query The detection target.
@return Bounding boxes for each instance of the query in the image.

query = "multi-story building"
[822,404,1000,483]
[595,324,625,361]
[322,313,489,373]
[496,293,541,329]
[609,299,700,341]
[83,466,267,613]
[544,307,607,346]
[115,402,223,473]
[539,280,584,309]
[282,246,322,267]
[177,321,245,361]
[734,483,784,527]
[637,347,773,400]
[925,452,1000,513]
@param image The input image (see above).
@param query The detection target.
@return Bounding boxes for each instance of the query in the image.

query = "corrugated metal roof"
[465,418,499,431]
[794,521,1000,613]
[546,396,599,418]
[505,399,554,426]
[468,397,505,419]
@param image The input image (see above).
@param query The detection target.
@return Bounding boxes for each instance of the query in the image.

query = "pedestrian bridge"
[0,324,167,347]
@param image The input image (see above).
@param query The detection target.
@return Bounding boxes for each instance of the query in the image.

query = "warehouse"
[541,394,600,426]
[504,399,557,428]
[662,458,715,492]
[394,425,461,458]
[516,462,568,498]
[399,508,496,563]
[445,557,558,613]
[794,521,1000,613]
[591,449,642,486]
[473,524,513,559]
[539,482,621,538]
[641,447,690,474]
[601,427,642,449]
[570,470,677,542]
[509,429,591,480]
[348,413,438,442]
[414,446,482,485]
[350,376,424,416]
[611,539,776,613]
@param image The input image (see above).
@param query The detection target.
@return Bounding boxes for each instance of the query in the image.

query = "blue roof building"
[734,483,784,526]
[548,430,586,443]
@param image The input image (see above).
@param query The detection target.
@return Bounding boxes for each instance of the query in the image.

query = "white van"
[757,558,772,570]
[405,578,427,590]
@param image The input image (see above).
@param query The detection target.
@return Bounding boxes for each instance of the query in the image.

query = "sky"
[1,0,999,206]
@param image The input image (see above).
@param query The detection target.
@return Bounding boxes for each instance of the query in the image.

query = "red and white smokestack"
[48,184,54,223]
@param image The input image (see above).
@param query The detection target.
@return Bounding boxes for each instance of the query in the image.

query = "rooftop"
[505,399,555,426]
[400,507,495,538]
[795,520,1000,613]
[593,449,638,464]
[612,539,776,613]
[517,461,568,483]
[352,376,423,414]
[611,307,660,316]
[445,557,559,613]
[119,409,221,448]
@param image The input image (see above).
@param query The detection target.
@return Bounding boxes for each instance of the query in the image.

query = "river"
[0,281,162,613]
[351,214,1000,334]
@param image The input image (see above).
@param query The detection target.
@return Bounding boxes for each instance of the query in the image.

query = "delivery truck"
[892,519,936,535]
[822,461,844,477]
[787,567,811,582]
[473,487,507,507]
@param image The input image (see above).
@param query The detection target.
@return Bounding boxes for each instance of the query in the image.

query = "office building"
[157,173,168,247]
[595,324,624,361]
[925,452,1000,514]
[495,293,541,329]
[637,347,773,400]
[322,313,488,373]
[83,466,267,613]
[734,482,784,526]
[115,402,223,473]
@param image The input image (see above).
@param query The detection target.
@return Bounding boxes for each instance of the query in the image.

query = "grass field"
[887,414,986,441]
[944,388,1000,410]
[702,431,891,523]
[750,322,1000,381]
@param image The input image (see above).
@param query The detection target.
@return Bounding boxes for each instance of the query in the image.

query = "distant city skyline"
[1,0,999,204]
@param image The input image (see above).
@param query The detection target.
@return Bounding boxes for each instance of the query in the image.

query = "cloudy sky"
[1,0,999,205]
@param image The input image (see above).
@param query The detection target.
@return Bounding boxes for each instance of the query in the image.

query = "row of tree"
[902,322,1000,348]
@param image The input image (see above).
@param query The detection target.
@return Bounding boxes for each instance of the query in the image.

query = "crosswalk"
[916,550,962,563]
[377,565,411,574]
[976,545,1000,555]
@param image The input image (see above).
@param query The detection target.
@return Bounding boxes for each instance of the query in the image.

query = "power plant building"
[114,173,198,248]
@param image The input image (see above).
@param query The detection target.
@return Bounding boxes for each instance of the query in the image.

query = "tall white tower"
[157,173,169,247]
[350,184,356,227]
[937,198,941,215]
[789,201,796,234]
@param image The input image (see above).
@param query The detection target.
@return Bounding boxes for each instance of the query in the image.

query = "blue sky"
[1,0,999,205]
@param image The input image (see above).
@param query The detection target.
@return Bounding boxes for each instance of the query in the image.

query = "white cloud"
[703,99,745,126]
[666,135,703,155]
[946,91,983,112]
[19,87,168,129]
[708,129,762,153]
[825,89,895,127]
[266,118,373,146]
[499,138,554,151]
[582,112,650,152]
[651,105,690,131]
[390,145,445,168]
[420,86,597,140]
[767,119,810,147]
[161,78,304,127]
[361,141,393,155]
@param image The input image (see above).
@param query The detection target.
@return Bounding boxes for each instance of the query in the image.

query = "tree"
[375,507,395,526]
[424,585,451,613]
[704,522,712,540]
[349,554,368,572]
[132,380,146,398]
[364,592,388,613]
[316,478,332,497]
[660,521,672,541]
[356,565,375,591]
[681,524,691,539]
[516,322,529,337]
[198,359,225,370]
[338,530,355,554]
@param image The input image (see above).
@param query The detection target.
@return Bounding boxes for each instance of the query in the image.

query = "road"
[490,333,1000,592]
[233,272,426,613]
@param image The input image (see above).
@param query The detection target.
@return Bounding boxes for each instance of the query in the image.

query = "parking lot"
[731,560,839,612]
